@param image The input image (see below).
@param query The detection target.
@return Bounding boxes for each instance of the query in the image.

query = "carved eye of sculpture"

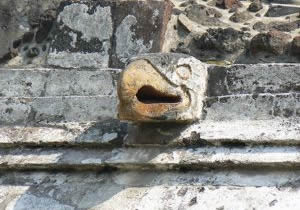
[117,53,208,123]
[176,65,191,80]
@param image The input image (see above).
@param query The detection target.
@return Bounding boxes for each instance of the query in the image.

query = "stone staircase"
[0,63,299,209]
[1,0,300,208]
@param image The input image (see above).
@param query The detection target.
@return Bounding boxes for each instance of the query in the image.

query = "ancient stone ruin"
[0,0,300,209]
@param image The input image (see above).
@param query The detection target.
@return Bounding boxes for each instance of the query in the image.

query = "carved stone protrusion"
[117,53,208,123]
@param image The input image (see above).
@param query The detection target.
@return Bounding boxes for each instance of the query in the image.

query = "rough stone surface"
[216,0,242,9]
[291,36,300,55]
[184,4,224,26]
[0,0,59,66]
[248,0,263,12]
[250,30,291,55]
[207,64,300,96]
[253,20,300,32]
[48,0,173,68]
[0,68,120,97]
[1,0,300,208]
[1,170,300,209]
[1,145,300,170]
[265,5,300,17]
[48,2,113,68]
[189,27,248,62]
[229,11,253,23]
[0,96,117,125]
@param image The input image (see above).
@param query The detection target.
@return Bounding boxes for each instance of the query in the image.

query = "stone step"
[2,169,300,209]
[126,119,300,146]
[0,119,298,147]
[0,93,298,124]
[0,146,300,170]
[207,64,300,96]
[0,67,119,97]
[1,170,300,209]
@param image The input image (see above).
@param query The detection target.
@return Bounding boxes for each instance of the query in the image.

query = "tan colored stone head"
[118,53,208,123]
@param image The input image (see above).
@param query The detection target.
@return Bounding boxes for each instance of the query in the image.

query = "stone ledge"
[0,119,299,147]
[1,170,300,209]
[1,146,300,170]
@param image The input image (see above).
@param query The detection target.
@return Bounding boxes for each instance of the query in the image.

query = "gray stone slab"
[0,68,120,97]
[0,119,299,146]
[265,5,300,17]
[1,146,300,170]
[204,93,299,121]
[0,93,297,125]
[207,64,300,96]
[48,1,114,68]
[1,170,300,209]
[125,119,300,145]
[0,96,117,124]
[48,0,173,68]
[0,120,128,147]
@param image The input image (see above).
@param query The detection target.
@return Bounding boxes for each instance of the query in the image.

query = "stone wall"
[1,0,300,67]
[0,0,300,209]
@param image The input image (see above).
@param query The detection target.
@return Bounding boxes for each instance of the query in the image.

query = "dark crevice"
[136,85,182,104]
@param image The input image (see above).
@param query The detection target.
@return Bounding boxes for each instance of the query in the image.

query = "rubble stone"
[250,30,291,55]
[248,0,263,12]
[229,11,253,23]
[216,0,242,9]
[291,36,300,55]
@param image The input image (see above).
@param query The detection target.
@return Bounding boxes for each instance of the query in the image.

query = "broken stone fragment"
[184,3,224,26]
[248,0,263,12]
[229,11,253,23]
[118,53,208,123]
[196,27,247,53]
[291,36,300,55]
[265,5,300,17]
[250,30,292,55]
[48,0,173,68]
[253,20,300,32]
[215,0,242,9]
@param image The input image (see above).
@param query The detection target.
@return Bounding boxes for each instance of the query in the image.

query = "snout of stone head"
[117,53,208,123]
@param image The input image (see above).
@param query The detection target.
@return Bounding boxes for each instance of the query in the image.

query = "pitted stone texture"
[0,0,58,66]
[250,30,292,55]
[2,170,300,209]
[125,119,300,145]
[207,64,300,96]
[48,2,113,68]
[2,145,300,170]
[0,120,127,146]
[0,68,120,97]
[48,0,173,68]
[204,93,299,121]
[265,5,300,17]
[0,96,117,125]
[111,0,173,68]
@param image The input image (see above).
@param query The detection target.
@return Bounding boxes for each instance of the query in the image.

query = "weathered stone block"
[47,1,114,68]
[265,5,300,17]
[118,53,208,122]
[48,0,173,68]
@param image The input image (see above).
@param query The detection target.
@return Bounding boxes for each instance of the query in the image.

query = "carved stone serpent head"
[117,53,208,123]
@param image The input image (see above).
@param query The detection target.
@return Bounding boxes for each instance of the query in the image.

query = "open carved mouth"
[136,85,182,104]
